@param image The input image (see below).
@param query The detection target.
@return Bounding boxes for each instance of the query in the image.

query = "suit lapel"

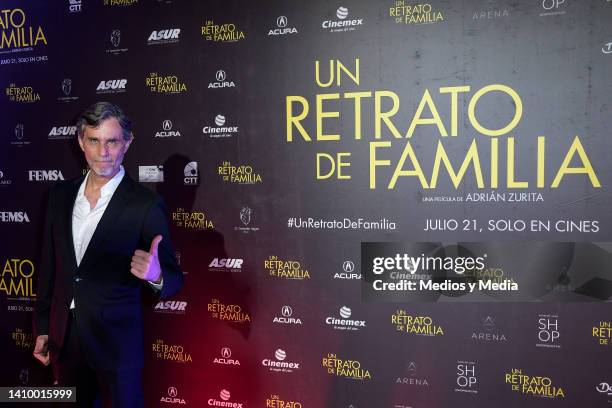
[77,174,134,272]
[65,176,84,273]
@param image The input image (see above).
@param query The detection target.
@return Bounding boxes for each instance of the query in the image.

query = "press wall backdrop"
[1,0,611,407]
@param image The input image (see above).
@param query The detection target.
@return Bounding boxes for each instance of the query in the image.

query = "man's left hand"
[131,235,162,283]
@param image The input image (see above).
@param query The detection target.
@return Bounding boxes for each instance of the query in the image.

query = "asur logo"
[336,7,349,19]
[148,29,180,44]
[96,79,127,93]
[603,42,612,54]
[215,115,225,126]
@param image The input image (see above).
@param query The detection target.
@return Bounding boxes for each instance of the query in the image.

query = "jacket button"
[74,277,82,282]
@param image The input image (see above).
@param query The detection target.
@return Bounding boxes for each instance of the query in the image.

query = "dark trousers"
[55,311,144,408]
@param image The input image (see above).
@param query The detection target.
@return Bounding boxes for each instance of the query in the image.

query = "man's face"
[78,117,132,179]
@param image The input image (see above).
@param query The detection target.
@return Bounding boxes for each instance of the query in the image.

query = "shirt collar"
[77,166,125,199]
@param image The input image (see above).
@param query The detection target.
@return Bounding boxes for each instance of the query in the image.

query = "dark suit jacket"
[34,173,183,371]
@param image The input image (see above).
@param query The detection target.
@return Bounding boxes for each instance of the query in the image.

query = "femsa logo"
[28,170,64,181]
[96,79,127,91]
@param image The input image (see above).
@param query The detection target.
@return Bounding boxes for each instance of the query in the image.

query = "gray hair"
[76,102,133,141]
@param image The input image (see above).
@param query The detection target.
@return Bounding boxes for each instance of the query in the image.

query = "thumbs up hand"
[131,235,163,283]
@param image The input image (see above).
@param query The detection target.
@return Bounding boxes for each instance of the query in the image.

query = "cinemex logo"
[203,114,239,138]
[147,29,180,45]
[213,347,240,366]
[68,0,82,12]
[322,7,364,32]
[160,386,186,405]
[139,165,164,182]
[28,170,64,182]
[208,258,243,272]
[183,162,199,185]
[268,16,298,36]
[208,389,244,407]
[154,300,187,314]
[96,79,127,94]
[273,305,302,325]
[334,260,361,280]
[208,70,236,89]
[155,120,181,138]
[0,212,30,223]
[49,125,77,140]
[326,306,366,331]
[262,348,300,372]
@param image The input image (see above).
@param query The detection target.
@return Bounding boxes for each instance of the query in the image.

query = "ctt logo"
[596,382,612,396]
[183,162,199,185]
[28,170,64,181]
[455,361,478,393]
[0,212,30,223]
[160,386,186,404]
[147,29,180,45]
[68,0,82,12]
[208,70,236,89]
[213,347,241,366]
[273,305,303,325]
[537,314,560,348]
[268,16,298,36]
[155,120,181,138]
[603,42,612,54]
[96,79,127,94]
[322,7,364,32]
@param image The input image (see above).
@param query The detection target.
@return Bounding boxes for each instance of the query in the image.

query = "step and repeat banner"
[1,0,611,407]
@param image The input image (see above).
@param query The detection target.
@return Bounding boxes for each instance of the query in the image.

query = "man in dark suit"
[33,102,183,407]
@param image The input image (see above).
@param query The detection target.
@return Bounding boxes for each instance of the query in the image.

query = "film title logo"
[392,310,444,336]
[207,298,251,323]
[146,72,187,94]
[172,208,213,230]
[322,353,372,380]
[147,29,180,45]
[218,161,263,184]
[264,256,310,279]
[397,361,429,386]
[593,321,611,346]
[154,300,187,314]
[0,9,47,50]
[152,338,193,363]
[104,0,138,6]
[208,389,244,408]
[209,258,243,272]
[201,20,245,42]
[286,58,601,191]
[11,328,33,348]
[537,314,560,348]
[262,349,300,373]
[96,79,127,94]
[472,316,507,342]
[266,395,302,408]
[322,7,364,33]
[455,361,477,393]
[505,368,565,398]
[268,16,298,36]
[161,386,186,405]
[5,83,40,103]
[213,347,240,366]
[1,258,35,297]
[389,2,444,24]
[273,305,302,325]
[325,306,366,331]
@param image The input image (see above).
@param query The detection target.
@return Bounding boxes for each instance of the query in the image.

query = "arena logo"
[218,161,262,184]
[11,328,33,348]
[455,361,477,394]
[208,389,244,408]
[203,114,239,138]
[539,0,566,16]
[96,79,127,94]
[334,260,361,280]
[68,0,82,13]
[207,298,251,323]
[104,0,138,6]
[154,300,187,314]
[5,83,40,103]
[592,321,611,346]
[262,348,300,372]
[48,126,77,140]
[322,7,364,32]
[471,316,507,342]
[147,29,180,45]
[183,161,199,185]
[11,123,29,147]
[155,120,181,138]
[0,258,35,298]
[536,314,560,348]
[472,3,509,20]
[146,72,187,94]
[396,361,429,386]
[0,8,48,51]
[389,2,445,24]
[172,208,214,230]
[0,212,30,223]
[264,256,310,279]
[28,170,64,182]
[273,305,302,325]
[208,258,243,273]
[213,347,240,366]
[392,310,444,336]
[208,69,236,89]
[603,42,612,54]
[505,368,565,398]
[268,16,298,36]
[160,386,186,405]
[106,29,128,54]
[234,207,260,233]
[152,338,193,363]
[266,395,302,408]
[0,170,12,186]
[325,306,366,331]
[58,78,79,102]
[322,353,372,380]
[201,20,246,42]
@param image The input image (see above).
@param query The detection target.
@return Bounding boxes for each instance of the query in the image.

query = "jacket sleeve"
[34,187,56,337]
[141,196,183,298]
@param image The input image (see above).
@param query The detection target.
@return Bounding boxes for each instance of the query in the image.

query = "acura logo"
[343,260,355,273]
[281,305,293,317]
[167,387,177,397]
[216,70,226,81]
[277,16,288,28]
[221,347,231,358]
[162,120,172,130]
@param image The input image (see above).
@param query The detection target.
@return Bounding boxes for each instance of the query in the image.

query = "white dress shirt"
[70,166,161,309]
